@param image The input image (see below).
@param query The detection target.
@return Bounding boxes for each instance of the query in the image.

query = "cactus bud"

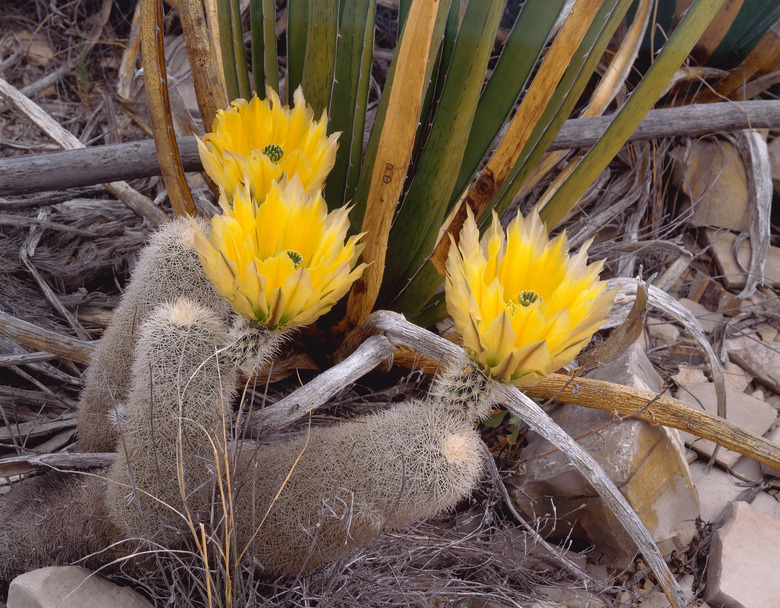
[428,352,497,423]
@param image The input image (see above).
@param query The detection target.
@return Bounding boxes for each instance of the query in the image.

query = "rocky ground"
[1,0,780,607]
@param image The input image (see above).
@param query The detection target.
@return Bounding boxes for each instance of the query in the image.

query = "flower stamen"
[262,144,284,163]
[285,249,303,268]
[517,290,542,307]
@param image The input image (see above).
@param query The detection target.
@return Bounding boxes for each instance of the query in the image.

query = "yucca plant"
[142,0,733,328]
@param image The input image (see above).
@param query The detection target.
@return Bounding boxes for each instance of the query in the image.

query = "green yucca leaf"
[286,0,309,100]
[539,0,728,229]
[250,0,278,95]
[451,0,568,206]
[378,0,504,303]
[398,0,412,39]
[709,0,780,68]
[345,0,447,325]
[391,0,631,319]
[488,0,633,222]
[216,0,240,101]
[323,0,376,210]
[300,0,338,115]
[230,0,251,99]
[349,0,452,233]
[408,0,460,169]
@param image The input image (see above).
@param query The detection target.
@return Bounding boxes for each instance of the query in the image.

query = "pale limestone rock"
[656,524,696,557]
[8,566,152,608]
[532,586,609,608]
[508,344,700,556]
[587,342,663,393]
[756,322,778,342]
[760,427,780,478]
[729,455,764,484]
[647,317,681,344]
[704,501,780,608]
[689,464,780,521]
[678,298,723,334]
[689,461,744,523]
[673,366,709,386]
[636,574,696,608]
[676,383,776,468]
[765,394,780,411]
[671,140,751,232]
[702,228,780,290]
[750,491,780,519]
[721,361,751,393]
[729,339,780,394]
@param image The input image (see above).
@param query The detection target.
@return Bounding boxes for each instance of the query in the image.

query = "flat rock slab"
[671,140,751,232]
[508,344,699,556]
[676,382,776,468]
[689,461,747,523]
[678,298,723,334]
[705,501,780,608]
[8,566,152,608]
[729,338,780,394]
[702,228,780,290]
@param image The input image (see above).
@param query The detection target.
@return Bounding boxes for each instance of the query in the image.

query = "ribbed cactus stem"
[106,299,236,543]
[428,352,498,423]
[77,218,231,453]
[231,399,484,575]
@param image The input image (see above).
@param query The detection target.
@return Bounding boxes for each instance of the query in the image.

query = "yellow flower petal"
[445,208,615,386]
[198,86,339,202]
[195,175,365,330]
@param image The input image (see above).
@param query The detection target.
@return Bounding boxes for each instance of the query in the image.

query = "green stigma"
[285,250,303,268]
[518,290,542,307]
[262,144,284,163]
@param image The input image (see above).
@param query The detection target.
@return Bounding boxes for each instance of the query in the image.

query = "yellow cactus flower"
[192,177,366,330]
[445,209,616,387]
[198,87,339,201]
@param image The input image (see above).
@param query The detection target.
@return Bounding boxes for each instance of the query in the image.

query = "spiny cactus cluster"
[76,218,230,453]
[0,218,491,581]
[231,400,484,574]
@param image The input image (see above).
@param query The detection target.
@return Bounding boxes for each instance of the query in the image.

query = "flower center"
[285,249,303,268]
[517,289,542,307]
[262,144,284,163]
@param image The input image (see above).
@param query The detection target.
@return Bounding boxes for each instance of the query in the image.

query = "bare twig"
[0,309,94,363]
[0,451,113,477]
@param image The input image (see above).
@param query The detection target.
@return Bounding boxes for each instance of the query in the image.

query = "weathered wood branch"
[0,413,77,444]
[0,76,169,225]
[2,100,780,197]
[248,334,394,433]
[0,310,95,364]
[0,452,113,477]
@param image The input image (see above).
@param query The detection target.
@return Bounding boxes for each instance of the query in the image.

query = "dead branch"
[0,451,113,477]
[0,310,94,364]
[2,100,780,197]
